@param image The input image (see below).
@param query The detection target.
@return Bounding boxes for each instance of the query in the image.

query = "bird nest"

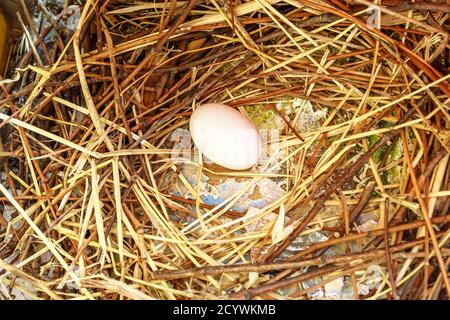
[0,0,449,300]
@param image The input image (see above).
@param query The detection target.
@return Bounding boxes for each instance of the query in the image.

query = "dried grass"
[0,0,449,300]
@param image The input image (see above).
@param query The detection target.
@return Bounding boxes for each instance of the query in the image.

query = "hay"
[0,0,449,300]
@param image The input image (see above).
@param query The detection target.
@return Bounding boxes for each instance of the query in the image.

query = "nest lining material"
[0,0,449,300]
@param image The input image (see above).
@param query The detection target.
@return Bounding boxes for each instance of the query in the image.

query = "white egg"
[189,103,262,170]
